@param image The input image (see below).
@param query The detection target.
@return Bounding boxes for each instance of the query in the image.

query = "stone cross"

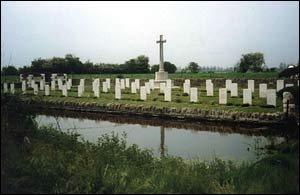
[156,35,167,72]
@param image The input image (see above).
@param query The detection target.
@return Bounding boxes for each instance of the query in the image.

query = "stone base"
[155,71,168,81]
[153,80,180,89]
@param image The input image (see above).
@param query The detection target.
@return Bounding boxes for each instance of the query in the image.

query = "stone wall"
[25,99,285,125]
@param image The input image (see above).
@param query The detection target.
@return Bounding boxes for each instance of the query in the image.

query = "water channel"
[35,110,285,162]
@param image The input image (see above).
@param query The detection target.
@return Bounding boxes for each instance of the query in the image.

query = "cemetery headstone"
[259,83,267,98]
[276,80,284,92]
[10,83,15,94]
[164,87,171,102]
[190,87,198,102]
[140,86,147,100]
[266,89,276,107]
[219,88,227,104]
[45,85,50,96]
[248,80,255,92]
[230,83,238,97]
[243,89,252,105]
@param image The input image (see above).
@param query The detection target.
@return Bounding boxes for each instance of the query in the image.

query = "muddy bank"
[24,99,285,125]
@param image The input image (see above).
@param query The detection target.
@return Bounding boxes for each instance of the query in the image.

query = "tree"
[150,65,159,73]
[164,61,177,73]
[238,52,265,73]
[123,55,150,73]
[1,65,18,75]
[187,62,200,73]
[150,61,177,73]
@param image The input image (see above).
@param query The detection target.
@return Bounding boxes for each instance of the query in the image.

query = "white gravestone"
[266,89,276,107]
[94,86,100,98]
[58,79,63,90]
[219,88,227,104]
[135,79,140,89]
[125,78,130,88]
[131,82,137,94]
[33,84,38,95]
[149,79,155,90]
[10,83,15,94]
[160,83,165,94]
[248,80,255,92]
[183,82,190,94]
[22,80,26,94]
[120,79,125,89]
[102,82,108,93]
[3,83,8,93]
[166,79,172,88]
[40,80,45,90]
[259,83,267,98]
[62,85,68,97]
[225,80,232,91]
[243,89,252,105]
[190,87,198,102]
[276,80,284,92]
[140,86,147,100]
[164,87,171,102]
[206,80,212,90]
[31,80,35,89]
[207,83,214,96]
[145,82,151,94]
[79,79,85,92]
[51,80,56,90]
[67,79,72,90]
[230,83,238,97]
[285,83,294,87]
[106,78,111,89]
[115,83,121,100]
[78,85,83,97]
[45,85,50,96]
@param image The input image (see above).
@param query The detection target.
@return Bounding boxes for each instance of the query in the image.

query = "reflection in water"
[160,127,165,158]
[34,110,286,161]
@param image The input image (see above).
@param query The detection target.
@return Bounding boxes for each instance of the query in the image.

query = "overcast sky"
[1,1,299,68]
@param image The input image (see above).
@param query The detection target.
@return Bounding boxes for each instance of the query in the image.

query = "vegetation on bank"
[1,95,299,194]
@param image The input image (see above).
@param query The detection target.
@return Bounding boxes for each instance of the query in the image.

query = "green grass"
[1,72,279,83]
[1,95,298,194]
[15,84,283,113]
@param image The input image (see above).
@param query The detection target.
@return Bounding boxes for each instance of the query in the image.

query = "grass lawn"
[16,84,283,113]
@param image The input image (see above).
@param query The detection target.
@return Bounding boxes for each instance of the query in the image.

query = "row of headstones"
[182,79,286,106]
[3,77,297,107]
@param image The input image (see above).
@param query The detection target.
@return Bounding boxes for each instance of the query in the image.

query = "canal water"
[35,111,285,162]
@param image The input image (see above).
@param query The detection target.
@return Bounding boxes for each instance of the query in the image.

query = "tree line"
[1,52,295,75]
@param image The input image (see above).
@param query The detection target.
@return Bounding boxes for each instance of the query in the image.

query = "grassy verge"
[1,95,299,194]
